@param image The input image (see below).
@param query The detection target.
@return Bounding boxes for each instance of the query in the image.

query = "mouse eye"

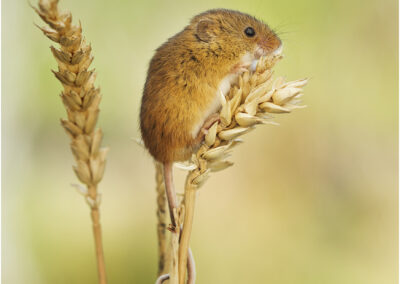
[244,27,255,37]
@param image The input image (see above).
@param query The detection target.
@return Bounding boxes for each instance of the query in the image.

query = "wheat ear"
[33,1,108,283]
[177,52,308,283]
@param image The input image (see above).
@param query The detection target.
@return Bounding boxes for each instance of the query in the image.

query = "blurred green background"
[2,0,398,283]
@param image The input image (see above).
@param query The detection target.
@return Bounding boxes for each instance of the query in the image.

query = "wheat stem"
[169,208,182,284]
[155,162,168,275]
[178,173,197,284]
[89,185,107,284]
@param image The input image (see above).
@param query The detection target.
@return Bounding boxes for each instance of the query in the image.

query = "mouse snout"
[256,35,282,57]
[272,43,283,56]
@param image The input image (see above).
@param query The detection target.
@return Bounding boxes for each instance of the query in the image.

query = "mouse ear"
[196,20,216,42]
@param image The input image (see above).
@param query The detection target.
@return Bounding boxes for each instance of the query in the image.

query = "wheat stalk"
[177,52,308,283]
[33,1,108,283]
[155,162,168,275]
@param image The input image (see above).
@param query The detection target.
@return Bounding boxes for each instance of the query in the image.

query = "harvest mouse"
[140,9,282,228]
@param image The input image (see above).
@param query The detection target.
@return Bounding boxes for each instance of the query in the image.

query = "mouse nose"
[272,43,283,56]
[258,35,282,56]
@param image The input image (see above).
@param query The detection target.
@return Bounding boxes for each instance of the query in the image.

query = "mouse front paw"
[194,113,220,144]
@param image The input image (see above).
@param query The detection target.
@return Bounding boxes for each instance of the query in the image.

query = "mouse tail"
[163,162,178,228]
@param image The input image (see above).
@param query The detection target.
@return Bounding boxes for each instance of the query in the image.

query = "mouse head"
[190,9,281,61]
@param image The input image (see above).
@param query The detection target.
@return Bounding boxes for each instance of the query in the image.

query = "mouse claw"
[231,62,251,75]
[238,67,249,74]
[167,224,177,232]
[201,128,209,135]
[195,114,220,144]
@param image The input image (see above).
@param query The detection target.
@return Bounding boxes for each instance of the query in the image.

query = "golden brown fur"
[140,9,281,163]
